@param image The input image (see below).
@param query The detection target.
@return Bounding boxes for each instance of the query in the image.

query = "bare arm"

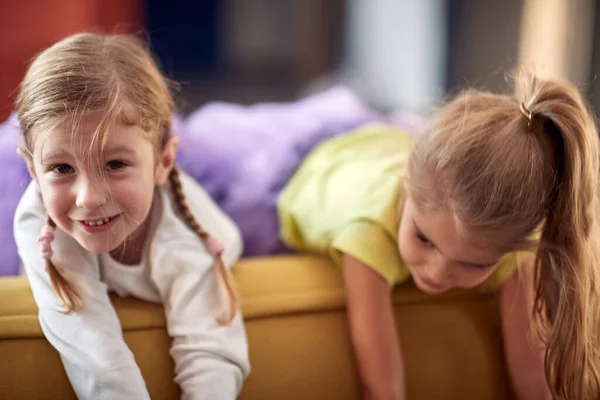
[500,259,550,400]
[343,254,404,400]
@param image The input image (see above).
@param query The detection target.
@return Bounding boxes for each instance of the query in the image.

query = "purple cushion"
[0,86,424,275]
[175,86,379,256]
[0,113,32,276]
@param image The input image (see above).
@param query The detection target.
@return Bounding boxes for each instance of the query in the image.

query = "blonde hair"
[16,32,238,325]
[406,70,600,398]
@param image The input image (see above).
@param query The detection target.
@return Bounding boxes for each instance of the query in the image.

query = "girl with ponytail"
[278,69,600,399]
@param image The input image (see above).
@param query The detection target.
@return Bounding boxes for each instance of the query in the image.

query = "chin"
[418,283,448,295]
[414,275,449,295]
[75,236,122,254]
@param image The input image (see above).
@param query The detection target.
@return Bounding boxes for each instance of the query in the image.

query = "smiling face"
[397,197,506,294]
[24,113,176,258]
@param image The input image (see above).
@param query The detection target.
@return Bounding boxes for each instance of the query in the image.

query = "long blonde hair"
[406,70,600,399]
[16,32,238,325]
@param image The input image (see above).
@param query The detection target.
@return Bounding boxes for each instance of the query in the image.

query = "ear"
[17,148,37,181]
[155,136,179,186]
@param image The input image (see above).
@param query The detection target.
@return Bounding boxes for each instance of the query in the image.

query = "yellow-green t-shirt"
[277,124,520,287]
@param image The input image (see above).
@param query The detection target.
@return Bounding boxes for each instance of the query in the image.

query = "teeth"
[84,217,111,226]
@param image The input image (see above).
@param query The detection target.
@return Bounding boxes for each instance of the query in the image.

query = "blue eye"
[51,164,74,174]
[107,160,127,171]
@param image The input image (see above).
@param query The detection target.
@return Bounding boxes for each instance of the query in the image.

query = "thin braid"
[45,216,83,313]
[168,167,239,325]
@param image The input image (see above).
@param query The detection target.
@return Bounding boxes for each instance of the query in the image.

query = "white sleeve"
[14,183,150,400]
[153,246,250,400]
[152,177,250,400]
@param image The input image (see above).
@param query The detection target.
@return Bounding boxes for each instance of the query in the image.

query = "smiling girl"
[14,33,249,399]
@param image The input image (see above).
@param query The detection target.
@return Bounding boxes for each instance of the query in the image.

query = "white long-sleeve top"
[14,172,250,400]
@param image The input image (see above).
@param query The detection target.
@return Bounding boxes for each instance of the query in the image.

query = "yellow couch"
[0,255,510,399]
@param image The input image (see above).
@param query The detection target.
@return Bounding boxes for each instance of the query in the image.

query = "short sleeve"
[330,220,410,286]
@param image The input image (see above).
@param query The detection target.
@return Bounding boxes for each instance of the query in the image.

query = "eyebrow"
[102,144,137,156]
[39,144,138,167]
[43,144,136,159]
[40,150,71,165]
[412,219,499,268]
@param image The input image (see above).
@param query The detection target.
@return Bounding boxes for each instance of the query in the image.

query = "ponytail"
[517,71,600,399]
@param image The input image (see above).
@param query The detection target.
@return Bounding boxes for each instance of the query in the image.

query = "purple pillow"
[0,113,32,276]
[176,86,380,256]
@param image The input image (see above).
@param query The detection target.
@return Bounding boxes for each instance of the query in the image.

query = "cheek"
[38,181,72,216]
[398,224,424,266]
[454,268,495,288]
[111,174,155,213]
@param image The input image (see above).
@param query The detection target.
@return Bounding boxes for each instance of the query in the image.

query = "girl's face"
[24,113,177,259]
[398,197,506,294]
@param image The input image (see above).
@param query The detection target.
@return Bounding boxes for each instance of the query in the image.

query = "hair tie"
[38,224,56,260]
[519,102,533,123]
[205,235,224,258]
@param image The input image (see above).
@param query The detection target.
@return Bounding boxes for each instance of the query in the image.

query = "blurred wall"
[518,0,595,84]
[146,0,219,74]
[2,1,600,119]
[341,0,447,113]
[446,0,523,94]
[0,0,142,120]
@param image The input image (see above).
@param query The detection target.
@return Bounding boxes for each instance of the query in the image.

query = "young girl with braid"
[13,33,249,399]
[278,70,600,399]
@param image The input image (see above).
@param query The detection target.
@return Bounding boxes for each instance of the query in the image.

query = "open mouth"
[76,214,122,233]
[81,215,119,226]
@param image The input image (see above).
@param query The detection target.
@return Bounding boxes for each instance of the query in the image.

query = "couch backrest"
[0,255,509,400]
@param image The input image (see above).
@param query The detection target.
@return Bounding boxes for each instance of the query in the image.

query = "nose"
[425,252,449,283]
[75,176,108,209]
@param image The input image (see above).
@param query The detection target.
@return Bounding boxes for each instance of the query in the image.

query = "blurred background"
[0,0,597,277]
[0,0,598,120]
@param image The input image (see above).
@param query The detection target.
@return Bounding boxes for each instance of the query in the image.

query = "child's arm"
[500,258,550,400]
[14,184,150,399]
[343,254,405,400]
[152,178,250,400]
[153,246,249,400]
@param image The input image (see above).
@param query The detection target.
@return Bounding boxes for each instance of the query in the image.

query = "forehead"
[31,113,150,158]
[409,200,504,263]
